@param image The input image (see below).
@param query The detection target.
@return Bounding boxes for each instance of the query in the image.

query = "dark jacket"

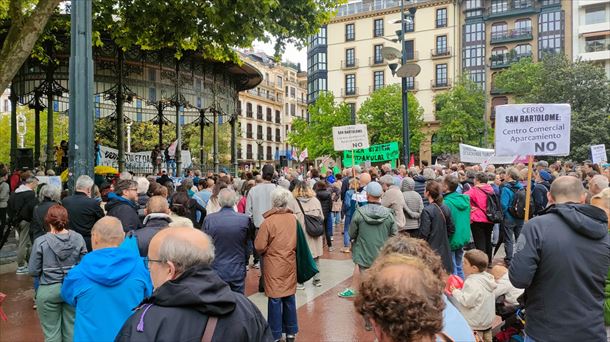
[203,208,254,290]
[115,264,273,342]
[315,188,333,218]
[30,198,58,242]
[531,181,549,215]
[156,175,172,186]
[106,192,141,233]
[412,175,428,206]
[133,213,172,257]
[7,185,38,224]
[419,203,454,274]
[63,192,105,251]
[509,204,610,342]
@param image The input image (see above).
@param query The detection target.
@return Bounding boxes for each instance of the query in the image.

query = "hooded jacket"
[28,231,87,285]
[412,175,428,205]
[401,178,424,230]
[500,181,523,222]
[451,272,497,330]
[115,265,273,342]
[444,192,471,250]
[61,247,153,342]
[133,213,172,257]
[465,184,494,224]
[348,203,397,268]
[509,203,610,341]
[7,184,38,223]
[0,179,9,208]
[106,192,141,232]
[381,185,407,230]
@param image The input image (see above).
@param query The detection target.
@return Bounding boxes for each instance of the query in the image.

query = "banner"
[99,145,192,169]
[459,144,519,165]
[342,142,400,168]
[333,124,370,151]
[591,144,608,164]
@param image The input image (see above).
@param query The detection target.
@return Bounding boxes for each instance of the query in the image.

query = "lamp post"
[256,139,264,170]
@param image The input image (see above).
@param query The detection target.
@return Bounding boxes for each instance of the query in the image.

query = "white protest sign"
[494,104,571,157]
[332,124,369,151]
[37,176,63,190]
[459,144,519,165]
[591,144,608,164]
[99,145,193,169]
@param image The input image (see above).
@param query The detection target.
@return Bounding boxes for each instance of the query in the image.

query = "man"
[531,170,551,216]
[156,169,172,186]
[106,179,141,232]
[500,168,524,266]
[151,145,162,175]
[246,164,276,270]
[379,175,407,231]
[341,165,361,202]
[7,176,39,274]
[589,174,609,197]
[63,175,106,251]
[134,196,172,257]
[509,176,610,342]
[442,175,471,279]
[61,217,152,342]
[203,188,254,294]
[412,168,434,205]
[115,227,273,341]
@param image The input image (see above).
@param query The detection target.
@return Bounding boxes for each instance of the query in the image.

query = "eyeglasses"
[147,258,165,266]
[128,188,138,192]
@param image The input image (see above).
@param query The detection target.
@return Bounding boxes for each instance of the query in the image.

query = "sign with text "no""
[333,124,370,151]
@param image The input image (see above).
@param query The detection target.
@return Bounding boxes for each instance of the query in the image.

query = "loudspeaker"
[16,148,34,170]
[279,155,288,167]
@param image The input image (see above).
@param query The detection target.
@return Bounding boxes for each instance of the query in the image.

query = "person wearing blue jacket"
[61,217,152,342]
[500,168,524,266]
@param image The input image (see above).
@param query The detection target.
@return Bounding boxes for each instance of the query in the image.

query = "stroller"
[493,294,526,342]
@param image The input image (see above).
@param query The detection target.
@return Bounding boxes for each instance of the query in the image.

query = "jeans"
[332,212,341,225]
[343,212,352,247]
[268,295,298,340]
[471,222,494,264]
[166,159,176,176]
[324,215,333,248]
[451,248,465,280]
[16,220,32,267]
[503,219,524,265]
[36,283,75,342]
[524,336,536,342]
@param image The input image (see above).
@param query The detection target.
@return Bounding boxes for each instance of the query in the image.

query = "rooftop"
[336,0,432,17]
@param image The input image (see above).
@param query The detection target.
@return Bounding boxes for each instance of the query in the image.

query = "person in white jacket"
[491,265,524,307]
[450,249,496,342]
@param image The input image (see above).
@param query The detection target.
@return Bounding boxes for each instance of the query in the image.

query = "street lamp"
[256,139,264,169]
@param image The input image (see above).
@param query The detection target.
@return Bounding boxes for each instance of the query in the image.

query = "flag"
[168,140,178,158]
[320,165,328,174]
[333,165,341,175]
[291,149,297,161]
[299,148,308,162]
[408,154,415,168]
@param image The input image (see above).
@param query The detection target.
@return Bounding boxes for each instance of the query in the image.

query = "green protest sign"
[342,142,400,167]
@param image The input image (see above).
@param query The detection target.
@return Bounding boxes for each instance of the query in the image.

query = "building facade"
[572,0,610,79]
[237,52,307,168]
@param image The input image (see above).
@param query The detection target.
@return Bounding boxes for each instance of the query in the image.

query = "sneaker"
[286,334,296,342]
[338,288,356,298]
[340,247,351,253]
[328,246,334,252]
[16,266,28,275]
[253,262,260,269]
[312,280,322,287]
[296,283,305,290]
[330,236,334,241]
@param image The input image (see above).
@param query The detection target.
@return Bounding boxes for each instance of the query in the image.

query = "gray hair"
[119,171,133,180]
[217,188,237,208]
[353,165,362,174]
[590,175,609,193]
[135,176,150,194]
[422,168,436,180]
[158,232,215,274]
[379,175,395,186]
[507,167,521,181]
[39,184,61,202]
[271,187,292,208]
[75,175,94,192]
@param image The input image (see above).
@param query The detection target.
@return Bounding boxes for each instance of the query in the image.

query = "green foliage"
[494,54,610,161]
[288,92,351,159]
[357,84,424,157]
[432,77,487,154]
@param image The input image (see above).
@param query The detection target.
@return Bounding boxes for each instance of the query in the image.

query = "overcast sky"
[252,40,308,71]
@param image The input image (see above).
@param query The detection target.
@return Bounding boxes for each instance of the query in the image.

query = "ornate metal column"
[230,112,238,177]
[174,60,182,176]
[29,91,44,166]
[116,48,126,172]
[9,83,18,171]
[213,108,219,174]
[45,65,55,171]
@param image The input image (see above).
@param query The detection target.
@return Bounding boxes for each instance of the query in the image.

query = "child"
[490,265,524,308]
[450,249,496,342]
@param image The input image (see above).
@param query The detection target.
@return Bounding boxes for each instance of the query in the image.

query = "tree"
[494,54,610,161]
[357,84,424,157]
[432,77,487,154]
[288,92,351,159]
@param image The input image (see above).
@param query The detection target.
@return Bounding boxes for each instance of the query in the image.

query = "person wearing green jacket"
[443,175,471,280]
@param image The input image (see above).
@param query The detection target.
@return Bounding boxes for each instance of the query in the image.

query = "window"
[491,47,508,66]
[541,0,560,6]
[464,0,484,17]
[373,71,384,91]
[514,44,532,57]
[275,128,281,142]
[347,103,356,121]
[257,125,263,140]
[266,108,272,122]
[246,102,253,117]
[435,64,448,86]
[405,40,415,60]
[310,26,327,47]
[246,123,253,138]
[405,14,414,32]
[267,127,272,141]
[345,48,355,67]
[491,22,508,40]
[436,8,447,28]
[374,44,384,64]
[513,0,533,9]
[374,19,384,37]
[345,74,356,95]
[586,35,609,52]
[266,146,272,161]
[257,105,263,120]
[515,18,532,34]
[490,0,508,14]
[247,144,253,159]
[290,87,295,98]
[585,4,606,25]
[406,77,415,90]
[436,35,447,54]
[290,104,296,116]
[464,22,485,43]
[275,110,281,123]
[346,23,355,41]
[308,52,327,73]
[538,10,564,58]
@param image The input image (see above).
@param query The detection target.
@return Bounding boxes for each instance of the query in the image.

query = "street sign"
[332,124,369,151]
[342,142,399,167]
[591,144,608,164]
[494,104,571,157]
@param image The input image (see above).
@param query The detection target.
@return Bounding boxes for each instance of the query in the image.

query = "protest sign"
[332,125,369,151]
[36,176,63,190]
[494,104,571,157]
[459,144,519,165]
[99,145,192,169]
[591,144,608,164]
[342,142,400,167]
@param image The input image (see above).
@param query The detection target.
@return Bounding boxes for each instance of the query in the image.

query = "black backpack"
[474,188,503,224]
[296,199,325,237]
[508,186,534,220]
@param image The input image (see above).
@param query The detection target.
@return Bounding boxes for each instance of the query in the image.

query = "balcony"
[406,81,418,91]
[257,133,263,140]
[246,132,253,139]
[486,1,537,20]
[246,152,253,160]
[491,29,533,44]
[431,78,451,89]
[490,52,532,69]
[341,59,359,69]
[405,51,419,62]
[490,82,507,95]
[342,87,359,97]
[431,47,452,59]
[369,56,386,66]
[246,89,278,103]
[246,110,253,118]
[267,134,272,141]
[257,113,263,120]
[275,136,281,143]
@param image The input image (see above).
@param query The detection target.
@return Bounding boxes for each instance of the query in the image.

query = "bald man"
[509,176,610,342]
[116,227,272,342]
[134,195,172,257]
[61,217,152,342]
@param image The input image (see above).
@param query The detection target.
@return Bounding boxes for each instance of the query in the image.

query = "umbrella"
[95,165,119,175]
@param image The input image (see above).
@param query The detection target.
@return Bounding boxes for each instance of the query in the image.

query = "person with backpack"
[443,175,472,280]
[500,168,524,266]
[465,173,502,265]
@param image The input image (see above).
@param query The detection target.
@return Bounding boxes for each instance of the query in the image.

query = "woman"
[419,180,454,274]
[168,191,195,228]
[401,177,424,236]
[464,173,495,264]
[31,185,62,244]
[205,181,228,214]
[237,180,255,214]
[292,181,324,289]
[254,187,298,342]
[341,178,360,253]
[314,181,333,251]
[331,174,343,229]
[29,205,87,342]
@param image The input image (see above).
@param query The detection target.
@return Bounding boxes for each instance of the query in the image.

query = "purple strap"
[136,304,153,332]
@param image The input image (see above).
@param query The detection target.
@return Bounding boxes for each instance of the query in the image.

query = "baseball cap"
[365,181,383,197]
[539,170,552,182]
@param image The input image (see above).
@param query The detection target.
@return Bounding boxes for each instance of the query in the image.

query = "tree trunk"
[0,0,62,92]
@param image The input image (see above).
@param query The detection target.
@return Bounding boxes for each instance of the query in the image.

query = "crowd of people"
[0,158,608,342]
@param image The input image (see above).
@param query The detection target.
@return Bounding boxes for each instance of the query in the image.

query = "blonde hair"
[292,181,315,198]
[591,188,610,212]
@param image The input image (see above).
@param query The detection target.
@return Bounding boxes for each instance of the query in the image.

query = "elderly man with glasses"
[106,179,142,232]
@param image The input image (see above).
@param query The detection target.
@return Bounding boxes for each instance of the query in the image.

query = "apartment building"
[459,0,573,125]
[572,0,610,79]
[0,88,11,115]
[237,52,307,168]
